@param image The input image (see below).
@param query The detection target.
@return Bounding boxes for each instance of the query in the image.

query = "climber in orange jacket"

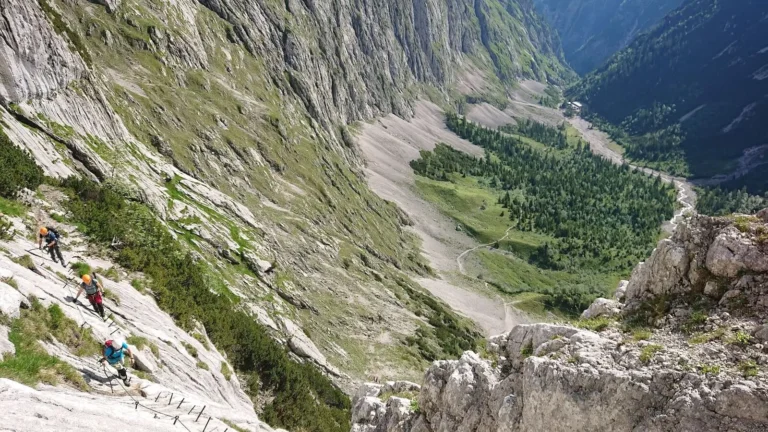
[73,274,106,320]
[38,226,65,267]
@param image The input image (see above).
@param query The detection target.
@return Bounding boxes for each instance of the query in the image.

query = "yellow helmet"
[40,227,48,236]
[82,274,92,284]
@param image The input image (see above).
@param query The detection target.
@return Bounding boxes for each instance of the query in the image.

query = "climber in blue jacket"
[101,339,135,386]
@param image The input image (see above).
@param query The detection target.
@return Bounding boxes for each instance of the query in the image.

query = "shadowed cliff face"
[533,0,683,75]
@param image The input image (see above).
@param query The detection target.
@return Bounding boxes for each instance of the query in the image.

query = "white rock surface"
[0,0,85,103]
[580,298,622,319]
[0,232,283,431]
[0,325,13,361]
[614,279,628,301]
[0,280,26,319]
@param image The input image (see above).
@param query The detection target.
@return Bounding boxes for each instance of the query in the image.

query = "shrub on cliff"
[0,126,44,199]
[62,177,350,432]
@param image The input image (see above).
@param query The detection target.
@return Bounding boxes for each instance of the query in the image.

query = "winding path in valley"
[454,227,533,329]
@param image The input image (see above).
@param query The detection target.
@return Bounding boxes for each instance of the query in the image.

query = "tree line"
[412,114,675,272]
[499,119,570,150]
[696,187,768,216]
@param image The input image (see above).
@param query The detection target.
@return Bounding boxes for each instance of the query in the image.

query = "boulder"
[704,280,722,298]
[581,298,622,320]
[706,226,768,277]
[0,326,14,361]
[757,208,768,223]
[754,324,768,343]
[351,396,387,431]
[132,349,157,374]
[614,280,628,301]
[242,252,274,276]
[0,281,27,319]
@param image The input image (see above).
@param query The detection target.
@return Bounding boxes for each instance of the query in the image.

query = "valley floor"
[357,101,517,336]
[358,89,699,336]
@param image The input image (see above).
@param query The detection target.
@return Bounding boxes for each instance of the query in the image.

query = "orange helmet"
[82,274,92,284]
[40,227,48,236]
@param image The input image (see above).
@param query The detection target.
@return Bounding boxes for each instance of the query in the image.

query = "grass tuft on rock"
[0,296,98,391]
[12,255,37,272]
[126,335,159,357]
[576,316,613,332]
[738,360,758,378]
[220,362,232,380]
[639,344,663,364]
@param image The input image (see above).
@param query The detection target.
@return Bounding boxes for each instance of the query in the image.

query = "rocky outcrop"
[580,297,622,319]
[0,0,86,103]
[353,328,768,431]
[625,213,768,317]
[353,211,768,432]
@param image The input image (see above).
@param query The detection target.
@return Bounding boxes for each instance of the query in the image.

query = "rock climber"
[38,226,65,267]
[73,274,106,320]
[101,339,135,386]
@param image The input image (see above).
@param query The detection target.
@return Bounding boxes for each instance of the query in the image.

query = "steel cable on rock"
[104,369,194,432]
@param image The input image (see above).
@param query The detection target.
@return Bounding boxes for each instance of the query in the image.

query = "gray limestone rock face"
[624,239,689,304]
[706,226,768,277]
[196,0,570,126]
[0,280,27,319]
[0,325,13,361]
[580,298,622,319]
[0,0,86,103]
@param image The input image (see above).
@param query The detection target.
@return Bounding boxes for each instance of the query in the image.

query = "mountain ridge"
[532,0,682,75]
[569,0,768,188]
